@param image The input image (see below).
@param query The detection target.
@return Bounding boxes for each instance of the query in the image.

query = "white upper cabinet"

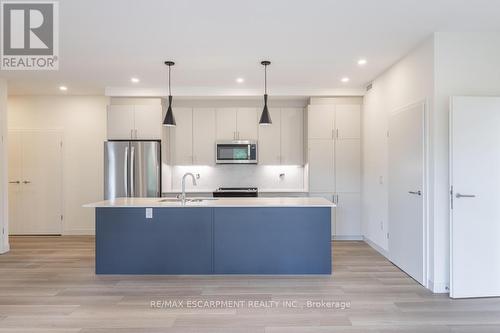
[133,105,162,140]
[308,105,335,139]
[169,108,193,165]
[107,105,135,140]
[216,108,237,140]
[216,108,258,140]
[308,139,335,192]
[280,108,304,165]
[107,104,162,140]
[236,108,258,140]
[335,140,361,192]
[258,108,281,165]
[193,108,216,165]
[336,105,361,139]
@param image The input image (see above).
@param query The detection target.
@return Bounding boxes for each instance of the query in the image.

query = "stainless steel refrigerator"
[104,141,161,199]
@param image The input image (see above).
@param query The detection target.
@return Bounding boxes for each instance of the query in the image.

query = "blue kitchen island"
[84,197,334,275]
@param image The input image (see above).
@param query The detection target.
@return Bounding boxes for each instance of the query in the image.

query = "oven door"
[216,141,257,164]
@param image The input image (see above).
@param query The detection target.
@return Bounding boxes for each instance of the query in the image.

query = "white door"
[134,105,162,140]
[336,105,361,139]
[193,108,216,165]
[170,108,193,165]
[281,108,304,165]
[237,108,258,140]
[258,108,281,165]
[388,103,425,285]
[216,108,237,140]
[335,140,361,193]
[107,105,134,140]
[308,139,334,192]
[9,130,63,235]
[308,105,335,140]
[7,132,23,234]
[450,96,500,298]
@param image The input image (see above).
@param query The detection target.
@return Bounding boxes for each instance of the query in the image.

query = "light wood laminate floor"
[1,236,499,332]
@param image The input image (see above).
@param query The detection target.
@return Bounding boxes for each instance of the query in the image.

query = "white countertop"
[83,197,335,208]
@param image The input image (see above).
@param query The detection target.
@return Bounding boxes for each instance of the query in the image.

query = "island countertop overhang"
[84,197,335,208]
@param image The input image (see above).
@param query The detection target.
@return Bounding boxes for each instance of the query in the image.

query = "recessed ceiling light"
[59,86,68,91]
[131,77,140,83]
[236,77,245,83]
[341,77,350,83]
[357,59,367,66]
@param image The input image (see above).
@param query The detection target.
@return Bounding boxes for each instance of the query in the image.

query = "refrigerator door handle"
[124,146,129,197]
[130,145,135,197]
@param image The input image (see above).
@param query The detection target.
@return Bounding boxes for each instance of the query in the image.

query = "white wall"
[8,96,108,235]
[362,37,435,253]
[0,79,8,253]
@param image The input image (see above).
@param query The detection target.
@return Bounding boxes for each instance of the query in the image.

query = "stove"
[213,187,258,198]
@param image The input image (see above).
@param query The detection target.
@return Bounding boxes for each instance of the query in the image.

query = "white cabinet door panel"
[134,105,162,140]
[335,193,361,236]
[216,108,237,140]
[193,108,216,165]
[170,108,193,165]
[258,108,281,165]
[281,107,304,165]
[336,105,361,139]
[335,139,361,192]
[237,108,258,140]
[308,105,335,139]
[308,139,334,192]
[107,105,134,140]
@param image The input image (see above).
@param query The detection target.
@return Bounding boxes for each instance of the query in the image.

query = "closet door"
[7,132,24,234]
[9,130,63,235]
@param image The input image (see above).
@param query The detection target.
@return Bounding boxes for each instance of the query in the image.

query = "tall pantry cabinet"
[307,103,361,239]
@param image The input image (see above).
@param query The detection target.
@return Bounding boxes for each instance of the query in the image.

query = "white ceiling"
[2,0,500,96]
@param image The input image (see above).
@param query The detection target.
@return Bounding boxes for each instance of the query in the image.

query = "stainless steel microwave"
[216,140,258,164]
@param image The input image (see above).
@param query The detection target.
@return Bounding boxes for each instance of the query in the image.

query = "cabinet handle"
[135,129,138,139]
[332,129,335,140]
[22,180,31,184]
[9,181,20,184]
[336,129,339,139]
[130,129,133,139]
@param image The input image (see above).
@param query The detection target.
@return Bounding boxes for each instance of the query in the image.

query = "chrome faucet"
[179,172,197,204]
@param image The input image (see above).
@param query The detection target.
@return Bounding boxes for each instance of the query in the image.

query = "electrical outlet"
[145,208,153,219]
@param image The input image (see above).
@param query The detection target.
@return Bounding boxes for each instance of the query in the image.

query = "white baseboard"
[0,243,10,254]
[63,228,95,236]
[363,236,390,258]
[333,235,363,241]
[428,280,449,294]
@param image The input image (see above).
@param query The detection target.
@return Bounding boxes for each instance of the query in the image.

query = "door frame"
[7,128,64,235]
[388,99,430,289]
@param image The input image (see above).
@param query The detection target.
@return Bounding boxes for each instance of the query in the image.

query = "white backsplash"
[165,164,305,192]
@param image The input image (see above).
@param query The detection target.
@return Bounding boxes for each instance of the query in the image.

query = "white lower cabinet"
[334,192,361,238]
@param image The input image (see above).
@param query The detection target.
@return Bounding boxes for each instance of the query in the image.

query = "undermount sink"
[159,197,218,203]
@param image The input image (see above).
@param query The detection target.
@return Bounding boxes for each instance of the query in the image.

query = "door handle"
[9,181,20,184]
[22,180,31,184]
[408,190,422,196]
[124,146,129,197]
[130,146,135,197]
[456,193,476,198]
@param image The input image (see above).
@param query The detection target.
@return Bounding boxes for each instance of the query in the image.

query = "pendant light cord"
[168,65,171,96]
[264,64,267,95]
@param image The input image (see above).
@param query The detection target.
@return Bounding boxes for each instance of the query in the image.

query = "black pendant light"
[259,60,272,125]
[162,61,176,127]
